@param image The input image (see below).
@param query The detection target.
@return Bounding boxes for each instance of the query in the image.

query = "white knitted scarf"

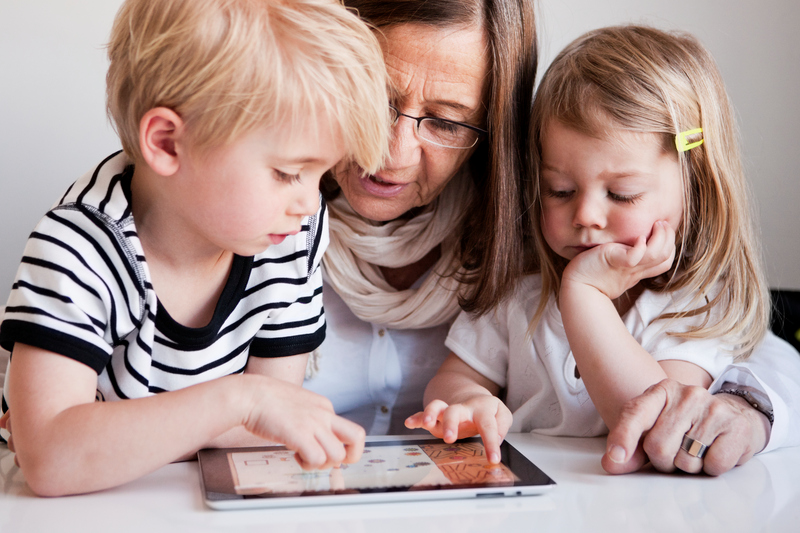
[322,172,474,330]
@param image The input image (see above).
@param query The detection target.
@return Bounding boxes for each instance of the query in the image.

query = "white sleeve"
[709,332,800,454]
[445,308,510,388]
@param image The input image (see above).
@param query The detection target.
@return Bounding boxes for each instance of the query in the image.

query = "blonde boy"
[0,0,389,496]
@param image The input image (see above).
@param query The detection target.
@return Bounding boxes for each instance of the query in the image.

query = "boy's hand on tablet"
[0,411,19,467]
[404,396,512,464]
[241,375,365,471]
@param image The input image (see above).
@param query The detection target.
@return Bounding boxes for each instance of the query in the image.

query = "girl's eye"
[274,170,301,183]
[608,192,643,204]
[545,188,573,199]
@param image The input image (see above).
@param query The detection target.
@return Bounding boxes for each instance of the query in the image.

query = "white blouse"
[302,279,452,435]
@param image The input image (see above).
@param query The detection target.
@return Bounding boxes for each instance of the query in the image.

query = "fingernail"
[444,429,455,441]
[607,444,627,463]
[490,452,500,463]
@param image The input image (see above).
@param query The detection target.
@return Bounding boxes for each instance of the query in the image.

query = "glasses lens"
[419,118,479,148]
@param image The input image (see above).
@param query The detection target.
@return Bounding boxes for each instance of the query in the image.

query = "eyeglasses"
[389,104,487,150]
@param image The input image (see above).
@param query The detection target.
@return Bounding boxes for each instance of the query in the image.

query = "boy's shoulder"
[55,151,133,223]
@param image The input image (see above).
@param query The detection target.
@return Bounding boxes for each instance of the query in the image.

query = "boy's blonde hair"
[529,25,769,358]
[107,0,389,173]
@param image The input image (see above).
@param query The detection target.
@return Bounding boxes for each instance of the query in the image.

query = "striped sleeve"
[0,206,143,373]
[247,197,329,357]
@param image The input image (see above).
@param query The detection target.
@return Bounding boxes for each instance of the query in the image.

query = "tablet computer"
[197,437,556,510]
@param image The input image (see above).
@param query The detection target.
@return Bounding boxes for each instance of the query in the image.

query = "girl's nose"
[572,194,605,229]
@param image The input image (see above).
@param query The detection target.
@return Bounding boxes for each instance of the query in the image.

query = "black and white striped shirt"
[0,151,328,406]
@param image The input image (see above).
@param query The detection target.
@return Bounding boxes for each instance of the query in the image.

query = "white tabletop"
[1,433,798,533]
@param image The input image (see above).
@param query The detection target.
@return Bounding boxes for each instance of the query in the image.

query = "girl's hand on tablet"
[404,396,512,464]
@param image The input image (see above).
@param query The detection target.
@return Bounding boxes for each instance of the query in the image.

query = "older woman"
[303,0,535,435]
[304,0,800,474]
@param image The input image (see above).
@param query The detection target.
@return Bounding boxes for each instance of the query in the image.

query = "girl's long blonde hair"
[528,25,769,358]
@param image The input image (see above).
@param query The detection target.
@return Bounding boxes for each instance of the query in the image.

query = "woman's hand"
[602,378,770,476]
[563,220,676,301]
[404,396,512,464]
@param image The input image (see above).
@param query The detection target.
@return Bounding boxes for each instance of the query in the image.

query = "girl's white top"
[446,275,800,450]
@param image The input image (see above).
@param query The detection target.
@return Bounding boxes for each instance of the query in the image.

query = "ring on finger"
[680,433,709,459]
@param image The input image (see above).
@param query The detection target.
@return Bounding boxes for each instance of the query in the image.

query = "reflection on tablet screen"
[228,441,518,496]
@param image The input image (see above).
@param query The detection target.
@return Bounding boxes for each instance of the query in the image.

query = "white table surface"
[1,432,799,533]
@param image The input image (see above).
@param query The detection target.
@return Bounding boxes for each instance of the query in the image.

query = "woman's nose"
[385,117,422,170]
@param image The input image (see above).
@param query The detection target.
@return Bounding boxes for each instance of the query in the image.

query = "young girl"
[405,25,771,465]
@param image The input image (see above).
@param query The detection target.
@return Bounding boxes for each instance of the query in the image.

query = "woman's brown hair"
[337,0,539,315]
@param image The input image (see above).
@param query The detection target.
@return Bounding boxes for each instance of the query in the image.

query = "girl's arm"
[559,221,710,429]
[560,283,711,429]
[8,344,364,496]
[404,353,511,463]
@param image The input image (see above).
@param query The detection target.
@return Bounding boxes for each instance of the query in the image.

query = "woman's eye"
[274,170,301,183]
[427,119,461,134]
[608,192,642,204]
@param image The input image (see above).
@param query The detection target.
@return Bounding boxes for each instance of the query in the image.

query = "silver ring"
[680,433,709,459]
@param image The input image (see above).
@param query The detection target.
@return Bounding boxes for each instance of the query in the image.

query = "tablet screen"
[198,437,555,509]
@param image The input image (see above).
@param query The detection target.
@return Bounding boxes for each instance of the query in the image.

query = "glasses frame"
[389,104,488,150]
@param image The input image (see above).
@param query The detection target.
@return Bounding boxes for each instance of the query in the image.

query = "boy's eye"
[608,191,642,204]
[274,170,301,183]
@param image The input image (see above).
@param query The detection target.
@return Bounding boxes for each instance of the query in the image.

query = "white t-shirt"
[446,275,738,437]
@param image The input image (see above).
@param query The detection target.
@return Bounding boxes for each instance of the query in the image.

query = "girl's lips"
[359,174,408,198]
[572,244,599,254]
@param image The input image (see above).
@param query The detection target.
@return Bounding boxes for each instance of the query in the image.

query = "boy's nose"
[385,117,423,171]
[293,186,320,217]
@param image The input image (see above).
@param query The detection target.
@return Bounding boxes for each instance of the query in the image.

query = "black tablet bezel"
[198,437,555,506]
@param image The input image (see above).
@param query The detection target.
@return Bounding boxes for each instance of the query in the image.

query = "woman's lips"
[359,174,407,198]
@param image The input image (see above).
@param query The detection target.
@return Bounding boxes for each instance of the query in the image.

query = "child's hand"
[404,396,512,464]
[241,375,365,470]
[563,220,676,300]
[0,411,18,467]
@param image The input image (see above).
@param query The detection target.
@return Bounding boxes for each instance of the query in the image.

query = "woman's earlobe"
[139,107,184,176]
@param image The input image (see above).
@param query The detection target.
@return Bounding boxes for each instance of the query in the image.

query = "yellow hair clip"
[675,128,704,152]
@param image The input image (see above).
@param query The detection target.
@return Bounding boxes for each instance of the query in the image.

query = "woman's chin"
[346,194,412,222]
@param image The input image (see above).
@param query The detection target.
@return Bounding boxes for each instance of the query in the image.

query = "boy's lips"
[268,230,299,245]
[359,173,408,198]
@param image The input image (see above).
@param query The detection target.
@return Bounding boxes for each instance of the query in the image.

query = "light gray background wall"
[1,0,798,306]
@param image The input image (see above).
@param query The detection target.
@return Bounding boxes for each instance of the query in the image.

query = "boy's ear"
[139,107,186,176]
